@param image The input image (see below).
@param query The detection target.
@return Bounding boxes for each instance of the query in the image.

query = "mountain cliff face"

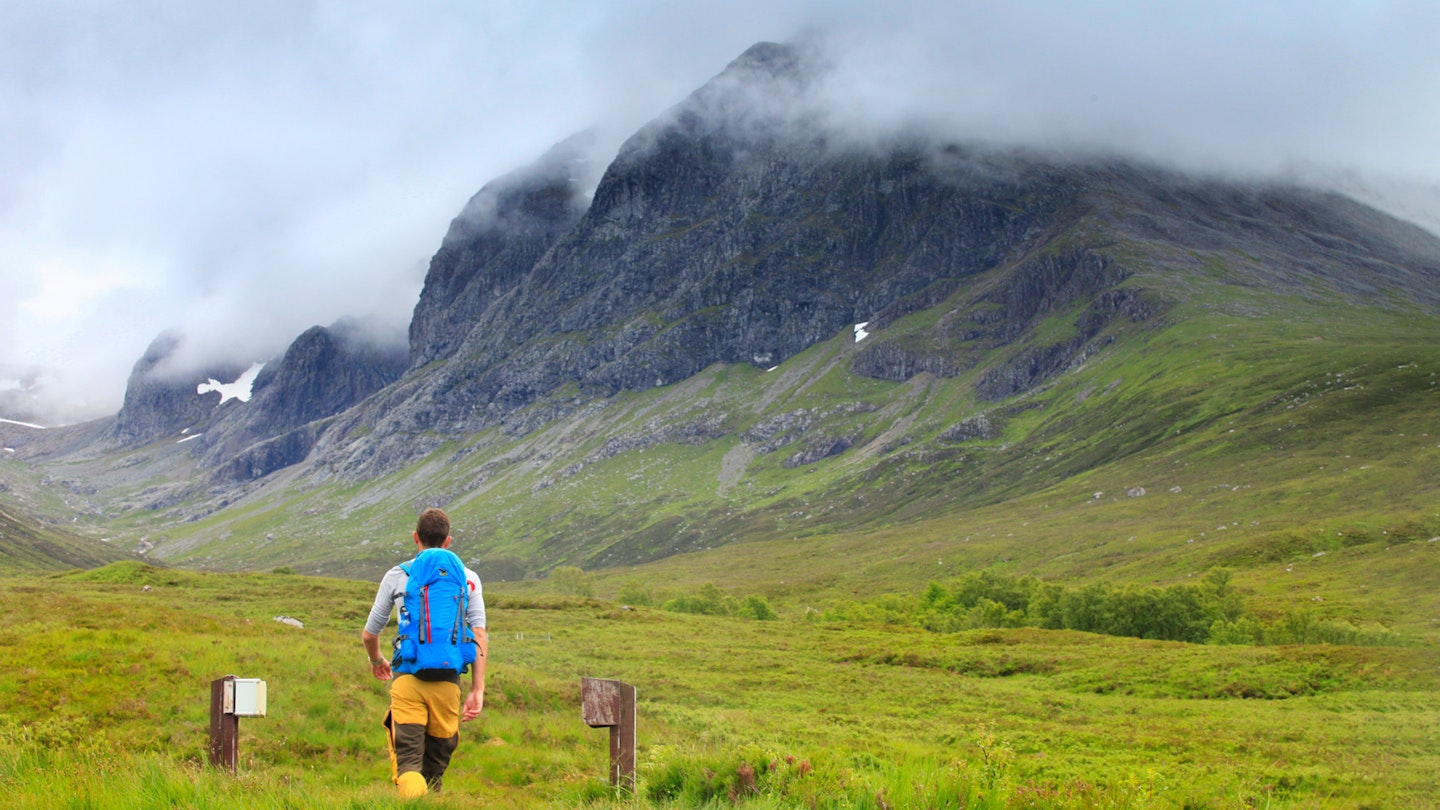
[328,45,1095,476]
[409,133,596,368]
[200,318,407,481]
[313,41,1438,482]
[110,332,250,446]
[109,320,405,483]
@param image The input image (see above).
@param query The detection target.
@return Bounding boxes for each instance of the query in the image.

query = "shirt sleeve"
[363,566,407,637]
[465,568,487,629]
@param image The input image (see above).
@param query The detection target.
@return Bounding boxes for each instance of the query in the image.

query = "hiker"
[361,507,488,797]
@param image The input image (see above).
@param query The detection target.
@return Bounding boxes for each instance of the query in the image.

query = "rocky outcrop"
[216,425,321,483]
[941,414,1002,442]
[849,247,1153,394]
[248,319,405,433]
[198,318,406,480]
[111,332,250,446]
[341,43,1078,477]
[408,133,596,368]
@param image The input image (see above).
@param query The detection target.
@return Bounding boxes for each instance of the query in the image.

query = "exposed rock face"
[111,332,250,446]
[312,40,1440,480]
[850,248,1141,385]
[941,414,1001,443]
[409,133,596,368]
[349,43,1079,475]
[199,318,407,481]
[245,319,406,435]
[214,425,322,483]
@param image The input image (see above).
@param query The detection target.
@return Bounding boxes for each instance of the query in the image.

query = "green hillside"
[0,500,142,571]
[1,563,1436,808]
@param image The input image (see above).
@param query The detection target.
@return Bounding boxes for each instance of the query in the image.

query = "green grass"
[1,564,1437,808]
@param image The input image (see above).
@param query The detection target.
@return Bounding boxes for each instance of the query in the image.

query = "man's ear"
[442,536,453,549]
[413,531,422,548]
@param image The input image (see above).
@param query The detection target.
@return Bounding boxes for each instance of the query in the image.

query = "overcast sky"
[3,1,1439,423]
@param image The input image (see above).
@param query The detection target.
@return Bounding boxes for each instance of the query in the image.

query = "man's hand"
[462,690,484,721]
[361,630,392,681]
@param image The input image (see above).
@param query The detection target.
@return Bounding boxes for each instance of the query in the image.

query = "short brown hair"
[415,508,450,548]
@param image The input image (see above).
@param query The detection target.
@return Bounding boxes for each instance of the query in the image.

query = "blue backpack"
[391,548,477,675]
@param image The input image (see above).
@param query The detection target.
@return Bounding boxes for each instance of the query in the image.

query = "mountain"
[408,132,596,369]
[106,319,405,470]
[7,42,1440,600]
[201,318,407,482]
[313,42,1440,485]
[110,331,253,446]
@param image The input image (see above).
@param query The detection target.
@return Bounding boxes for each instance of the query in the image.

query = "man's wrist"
[369,656,385,666]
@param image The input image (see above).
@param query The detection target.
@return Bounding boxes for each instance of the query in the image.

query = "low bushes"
[822,569,1401,646]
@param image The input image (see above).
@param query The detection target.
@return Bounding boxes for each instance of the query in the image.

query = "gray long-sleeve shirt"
[365,562,486,637]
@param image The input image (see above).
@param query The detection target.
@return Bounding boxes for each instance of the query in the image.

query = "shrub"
[736,594,778,621]
[615,578,654,606]
[1209,610,1403,647]
[822,566,1314,646]
[549,565,594,597]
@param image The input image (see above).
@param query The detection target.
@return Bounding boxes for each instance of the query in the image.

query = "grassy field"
[2,561,1437,808]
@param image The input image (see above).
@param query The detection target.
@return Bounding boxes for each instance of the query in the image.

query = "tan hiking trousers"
[384,675,461,791]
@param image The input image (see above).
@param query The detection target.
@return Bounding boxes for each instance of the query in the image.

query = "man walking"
[361,507,488,797]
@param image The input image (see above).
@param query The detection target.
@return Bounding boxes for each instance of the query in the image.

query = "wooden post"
[209,675,239,772]
[582,677,637,792]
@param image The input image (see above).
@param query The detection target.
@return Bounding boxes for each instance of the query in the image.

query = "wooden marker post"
[581,677,637,791]
[209,675,267,772]
[209,675,239,771]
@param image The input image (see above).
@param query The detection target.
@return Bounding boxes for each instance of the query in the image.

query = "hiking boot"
[396,770,428,798]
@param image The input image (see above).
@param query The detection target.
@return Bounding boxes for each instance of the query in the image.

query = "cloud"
[3,0,1438,423]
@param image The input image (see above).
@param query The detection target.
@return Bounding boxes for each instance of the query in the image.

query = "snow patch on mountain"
[0,417,46,429]
[197,363,264,404]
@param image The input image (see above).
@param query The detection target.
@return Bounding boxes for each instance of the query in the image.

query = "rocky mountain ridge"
[107,318,406,477]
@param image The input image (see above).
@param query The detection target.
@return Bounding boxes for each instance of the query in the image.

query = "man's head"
[414,508,451,549]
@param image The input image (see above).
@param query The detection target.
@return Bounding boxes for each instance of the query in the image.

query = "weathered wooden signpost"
[581,677,637,792]
[209,675,267,772]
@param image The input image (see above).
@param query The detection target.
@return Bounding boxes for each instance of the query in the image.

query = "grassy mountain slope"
[2,563,1436,808]
[0,498,142,572]
[0,419,152,571]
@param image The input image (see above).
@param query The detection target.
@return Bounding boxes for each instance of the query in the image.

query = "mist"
[3,1,1438,424]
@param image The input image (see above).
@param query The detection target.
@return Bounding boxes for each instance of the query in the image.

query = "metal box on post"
[225,678,268,717]
[210,675,269,772]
